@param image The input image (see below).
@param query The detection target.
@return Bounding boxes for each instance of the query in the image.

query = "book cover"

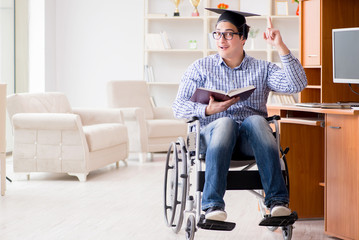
[190,85,256,104]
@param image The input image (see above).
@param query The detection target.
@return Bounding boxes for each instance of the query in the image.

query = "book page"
[227,85,256,97]
[198,87,226,95]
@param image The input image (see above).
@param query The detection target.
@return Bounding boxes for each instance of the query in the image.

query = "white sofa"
[7,92,129,181]
[107,80,187,162]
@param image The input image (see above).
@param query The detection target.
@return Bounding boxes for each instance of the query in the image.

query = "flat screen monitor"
[332,27,359,84]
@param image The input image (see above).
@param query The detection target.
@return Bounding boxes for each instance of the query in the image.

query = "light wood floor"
[0,155,338,240]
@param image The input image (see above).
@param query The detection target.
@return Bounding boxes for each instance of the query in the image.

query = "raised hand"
[263,17,289,56]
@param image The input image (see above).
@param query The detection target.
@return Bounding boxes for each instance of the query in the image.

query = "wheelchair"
[163,115,298,240]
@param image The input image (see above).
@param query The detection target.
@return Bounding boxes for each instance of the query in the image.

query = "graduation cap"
[205,8,260,39]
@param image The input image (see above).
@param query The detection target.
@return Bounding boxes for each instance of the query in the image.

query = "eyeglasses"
[212,31,240,40]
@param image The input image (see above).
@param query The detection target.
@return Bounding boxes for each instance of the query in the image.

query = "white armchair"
[7,92,129,181]
[107,80,187,162]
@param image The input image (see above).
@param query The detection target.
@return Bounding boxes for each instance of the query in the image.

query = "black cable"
[349,83,359,95]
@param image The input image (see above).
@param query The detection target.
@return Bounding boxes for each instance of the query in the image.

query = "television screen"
[332,27,359,84]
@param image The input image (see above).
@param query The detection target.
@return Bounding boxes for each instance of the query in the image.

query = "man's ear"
[241,37,246,45]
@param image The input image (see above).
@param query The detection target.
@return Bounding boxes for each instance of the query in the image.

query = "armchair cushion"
[146,119,187,138]
[72,108,125,126]
[152,107,176,119]
[83,124,128,152]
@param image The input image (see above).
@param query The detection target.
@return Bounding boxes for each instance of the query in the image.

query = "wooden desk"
[0,84,6,196]
[268,105,359,240]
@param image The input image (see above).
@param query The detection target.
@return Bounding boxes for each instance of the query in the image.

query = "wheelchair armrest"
[187,116,199,123]
[266,115,281,122]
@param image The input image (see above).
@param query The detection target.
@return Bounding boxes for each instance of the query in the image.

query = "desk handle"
[307,55,319,57]
[329,126,341,129]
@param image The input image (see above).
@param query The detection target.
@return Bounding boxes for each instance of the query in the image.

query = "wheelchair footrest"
[197,214,236,231]
[259,211,298,227]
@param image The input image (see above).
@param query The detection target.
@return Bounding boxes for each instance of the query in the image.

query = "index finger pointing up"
[267,16,273,28]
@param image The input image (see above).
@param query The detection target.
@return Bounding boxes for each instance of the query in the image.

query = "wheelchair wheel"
[185,215,196,240]
[163,139,188,233]
[282,225,293,240]
[280,147,290,194]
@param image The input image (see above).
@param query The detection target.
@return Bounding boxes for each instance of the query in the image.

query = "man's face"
[215,21,245,60]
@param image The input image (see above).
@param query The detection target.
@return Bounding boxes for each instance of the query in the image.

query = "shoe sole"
[205,211,227,221]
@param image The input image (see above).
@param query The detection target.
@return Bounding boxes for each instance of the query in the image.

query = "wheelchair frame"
[164,116,297,240]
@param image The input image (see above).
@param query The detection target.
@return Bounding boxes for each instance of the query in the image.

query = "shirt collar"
[216,51,250,70]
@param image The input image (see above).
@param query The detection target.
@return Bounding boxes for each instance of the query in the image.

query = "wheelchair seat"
[199,152,256,168]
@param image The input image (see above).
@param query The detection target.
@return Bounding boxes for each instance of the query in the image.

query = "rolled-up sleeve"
[267,52,307,93]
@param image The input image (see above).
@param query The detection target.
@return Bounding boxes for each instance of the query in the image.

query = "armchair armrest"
[72,108,124,126]
[110,107,148,153]
[12,113,82,130]
[153,107,175,119]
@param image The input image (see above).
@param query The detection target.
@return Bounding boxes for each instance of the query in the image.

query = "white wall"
[45,0,57,92]
[54,0,144,108]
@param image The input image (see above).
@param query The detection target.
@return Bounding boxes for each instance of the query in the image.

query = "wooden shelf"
[208,15,299,20]
[146,16,204,21]
[146,49,204,53]
[270,48,299,52]
[280,117,324,126]
[306,85,322,89]
[303,65,322,69]
[271,15,300,19]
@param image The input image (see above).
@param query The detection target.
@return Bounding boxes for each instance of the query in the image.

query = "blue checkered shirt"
[172,51,307,128]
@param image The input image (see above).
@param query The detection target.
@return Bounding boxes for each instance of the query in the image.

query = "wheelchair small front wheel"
[267,226,278,232]
[282,225,293,240]
[185,215,196,240]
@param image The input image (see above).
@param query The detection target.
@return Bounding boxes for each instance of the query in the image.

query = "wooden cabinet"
[269,105,359,238]
[301,0,320,66]
[326,114,359,239]
[299,0,359,104]
[280,122,324,218]
[274,107,325,219]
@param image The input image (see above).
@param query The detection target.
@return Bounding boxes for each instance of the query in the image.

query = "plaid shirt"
[172,51,307,128]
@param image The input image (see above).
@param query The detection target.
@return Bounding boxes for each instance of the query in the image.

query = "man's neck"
[222,52,245,69]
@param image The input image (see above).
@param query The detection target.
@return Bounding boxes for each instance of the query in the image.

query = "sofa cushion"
[83,123,128,152]
[146,119,187,138]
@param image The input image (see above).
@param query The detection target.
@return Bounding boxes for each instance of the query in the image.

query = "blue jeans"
[200,116,289,210]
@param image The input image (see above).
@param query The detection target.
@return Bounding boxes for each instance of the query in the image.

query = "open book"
[190,85,256,104]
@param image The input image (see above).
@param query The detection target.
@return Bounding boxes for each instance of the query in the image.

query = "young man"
[172,8,307,221]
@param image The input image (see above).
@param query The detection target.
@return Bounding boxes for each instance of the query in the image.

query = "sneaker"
[270,202,291,217]
[205,206,227,221]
